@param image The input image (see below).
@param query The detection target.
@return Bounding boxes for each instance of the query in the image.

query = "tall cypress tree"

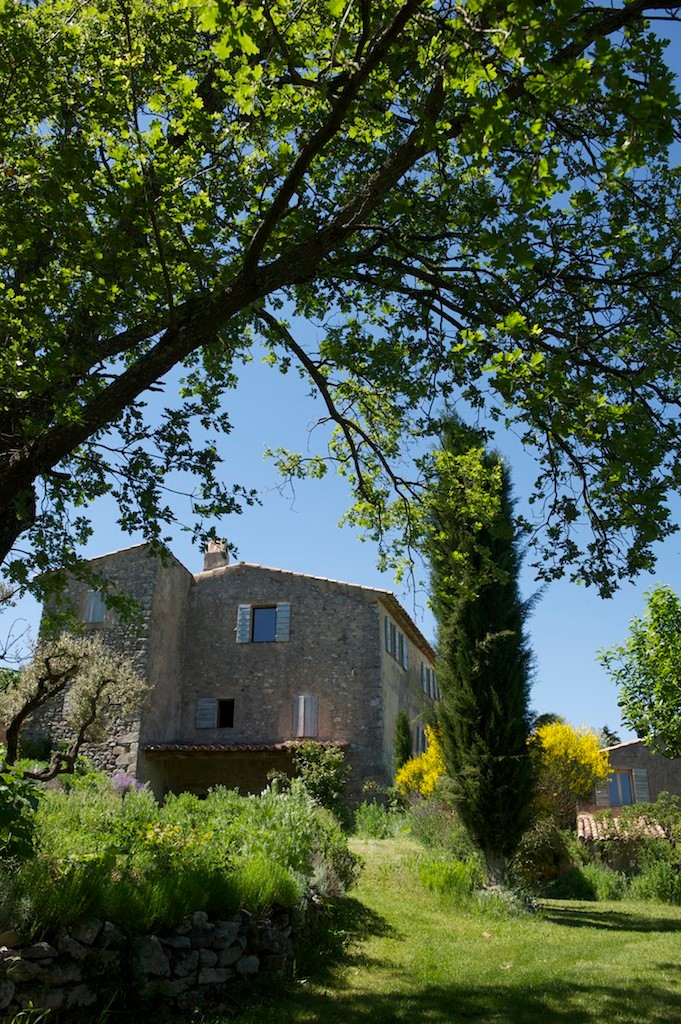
[426,419,535,884]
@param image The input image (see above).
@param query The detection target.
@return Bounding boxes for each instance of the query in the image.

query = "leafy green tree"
[1,0,681,600]
[392,708,413,778]
[0,634,148,780]
[598,585,681,755]
[426,420,534,883]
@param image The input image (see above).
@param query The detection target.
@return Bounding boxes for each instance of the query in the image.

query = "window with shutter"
[421,662,427,692]
[385,616,391,652]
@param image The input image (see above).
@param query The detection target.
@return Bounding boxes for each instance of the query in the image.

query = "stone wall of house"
[609,741,681,802]
[0,907,298,1015]
[23,545,192,780]
[174,564,387,796]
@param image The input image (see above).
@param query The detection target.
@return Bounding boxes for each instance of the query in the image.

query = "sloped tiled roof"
[578,810,666,842]
[143,740,348,757]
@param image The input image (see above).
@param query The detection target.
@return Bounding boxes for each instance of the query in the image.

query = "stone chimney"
[203,538,229,572]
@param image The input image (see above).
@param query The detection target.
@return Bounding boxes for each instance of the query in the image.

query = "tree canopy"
[2,0,681,598]
[531,721,611,826]
[599,584,681,756]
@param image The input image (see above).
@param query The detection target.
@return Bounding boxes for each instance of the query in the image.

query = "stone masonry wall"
[0,907,298,1015]
[25,545,192,779]
[175,564,387,795]
[609,741,681,802]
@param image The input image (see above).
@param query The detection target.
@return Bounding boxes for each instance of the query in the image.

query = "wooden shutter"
[275,603,291,642]
[196,698,217,728]
[632,768,650,803]
[401,637,409,670]
[385,616,391,652]
[421,662,427,692]
[594,781,611,808]
[236,604,252,643]
[293,695,319,738]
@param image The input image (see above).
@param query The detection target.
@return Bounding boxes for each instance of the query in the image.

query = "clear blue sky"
[3,26,681,743]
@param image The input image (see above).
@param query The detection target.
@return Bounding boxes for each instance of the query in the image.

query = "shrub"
[353,801,403,839]
[291,742,351,826]
[630,860,681,905]
[510,818,580,890]
[0,765,40,860]
[392,709,412,778]
[0,776,361,938]
[395,726,446,799]
[405,797,477,860]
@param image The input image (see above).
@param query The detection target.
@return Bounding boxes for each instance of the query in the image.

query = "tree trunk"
[0,488,36,565]
[484,851,506,887]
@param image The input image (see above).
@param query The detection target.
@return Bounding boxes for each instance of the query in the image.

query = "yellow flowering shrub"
[395,726,447,798]
[532,722,611,826]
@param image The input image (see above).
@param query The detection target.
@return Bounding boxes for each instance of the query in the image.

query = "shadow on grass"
[293,895,400,983]
[540,903,681,933]
[211,972,681,1024]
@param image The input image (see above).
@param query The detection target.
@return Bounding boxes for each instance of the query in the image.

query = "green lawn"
[220,837,681,1024]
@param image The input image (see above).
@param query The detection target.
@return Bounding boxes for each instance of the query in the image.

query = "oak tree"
[2,0,681,598]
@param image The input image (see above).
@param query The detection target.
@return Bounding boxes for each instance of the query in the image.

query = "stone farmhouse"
[33,541,437,800]
[578,738,681,842]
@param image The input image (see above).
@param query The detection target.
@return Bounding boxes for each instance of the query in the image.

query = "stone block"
[70,918,103,945]
[198,967,231,985]
[67,984,98,1008]
[173,950,199,977]
[18,941,56,960]
[199,948,218,967]
[0,978,15,1011]
[236,955,260,976]
[101,920,127,948]
[5,958,45,983]
[213,920,240,946]
[56,934,88,960]
[217,946,242,967]
[45,961,83,985]
[162,934,191,950]
[136,936,171,978]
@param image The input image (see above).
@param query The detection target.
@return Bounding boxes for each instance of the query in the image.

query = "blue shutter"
[196,699,217,728]
[275,603,291,642]
[384,616,391,652]
[421,662,427,692]
[236,604,251,643]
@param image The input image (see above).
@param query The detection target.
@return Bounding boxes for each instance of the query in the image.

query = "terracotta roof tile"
[578,810,666,842]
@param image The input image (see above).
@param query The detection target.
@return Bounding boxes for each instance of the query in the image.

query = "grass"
[205,836,681,1024]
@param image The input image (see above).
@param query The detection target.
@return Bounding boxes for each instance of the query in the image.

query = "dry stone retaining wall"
[0,907,298,1016]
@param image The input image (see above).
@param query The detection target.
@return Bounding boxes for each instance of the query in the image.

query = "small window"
[196,698,235,729]
[217,699,235,729]
[252,606,277,642]
[85,591,107,624]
